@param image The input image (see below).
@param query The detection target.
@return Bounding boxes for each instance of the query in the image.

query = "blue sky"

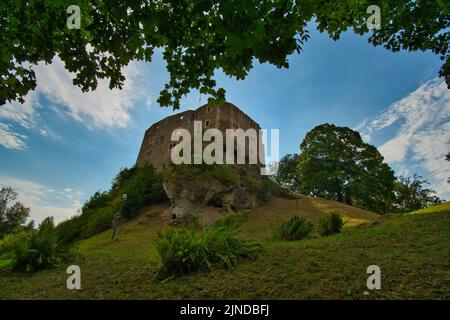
[0,27,449,224]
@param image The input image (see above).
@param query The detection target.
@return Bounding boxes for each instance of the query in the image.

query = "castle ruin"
[136,102,263,169]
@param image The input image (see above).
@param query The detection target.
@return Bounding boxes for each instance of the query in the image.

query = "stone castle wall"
[136,102,262,169]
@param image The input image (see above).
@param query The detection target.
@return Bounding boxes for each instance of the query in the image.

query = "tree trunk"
[344,193,352,206]
[336,190,343,203]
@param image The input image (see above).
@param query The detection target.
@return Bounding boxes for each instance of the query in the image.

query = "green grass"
[0,201,448,299]
[407,201,450,215]
[0,259,11,268]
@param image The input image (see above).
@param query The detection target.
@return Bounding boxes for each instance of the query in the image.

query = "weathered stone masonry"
[136,102,262,169]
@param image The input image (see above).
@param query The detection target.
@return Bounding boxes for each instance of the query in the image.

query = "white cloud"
[0,176,84,224]
[145,96,152,109]
[378,134,412,163]
[0,94,38,129]
[358,78,450,198]
[38,125,61,141]
[0,56,145,149]
[0,123,27,150]
[34,56,144,129]
[353,119,368,132]
[409,123,450,196]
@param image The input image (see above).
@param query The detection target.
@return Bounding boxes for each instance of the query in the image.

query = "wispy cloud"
[34,56,144,129]
[357,78,450,198]
[0,94,38,129]
[0,176,85,224]
[38,125,62,141]
[0,56,146,149]
[145,96,152,110]
[0,123,27,150]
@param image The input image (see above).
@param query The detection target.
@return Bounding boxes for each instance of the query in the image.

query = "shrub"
[0,217,63,271]
[318,212,344,236]
[167,163,239,188]
[111,166,138,191]
[242,176,261,193]
[82,191,111,212]
[55,165,167,244]
[55,208,114,245]
[257,179,271,202]
[156,226,207,276]
[204,217,261,269]
[156,216,261,278]
[83,206,114,238]
[27,218,59,271]
[54,215,84,245]
[0,231,32,270]
[272,216,313,241]
[211,165,238,186]
[121,166,168,218]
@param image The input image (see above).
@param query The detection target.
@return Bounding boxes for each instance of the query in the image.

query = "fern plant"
[318,212,344,236]
[272,216,313,241]
[156,216,261,278]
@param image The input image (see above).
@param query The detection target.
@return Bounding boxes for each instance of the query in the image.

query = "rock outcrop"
[162,164,268,225]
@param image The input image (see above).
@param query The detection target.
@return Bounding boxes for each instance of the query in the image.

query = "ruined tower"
[136,102,262,169]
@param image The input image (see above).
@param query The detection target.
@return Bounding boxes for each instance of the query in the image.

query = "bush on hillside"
[83,206,114,238]
[272,216,313,241]
[318,212,344,237]
[0,217,68,272]
[54,215,84,245]
[111,166,138,192]
[156,216,261,278]
[82,191,111,212]
[167,163,239,187]
[54,210,108,246]
[242,175,261,193]
[257,179,271,202]
[166,163,278,204]
[121,166,168,218]
[0,231,32,270]
[55,165,167,244]
[211,165,239,186]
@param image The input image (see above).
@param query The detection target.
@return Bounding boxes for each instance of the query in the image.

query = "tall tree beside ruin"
[0,0,448,109]
[275,154,301,193]
[297,124,395,213]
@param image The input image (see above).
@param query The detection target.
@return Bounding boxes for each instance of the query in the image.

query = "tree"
[297,123,395,213]
[275,153,301,193]
[393,174,442,212]
[1,1,448,109]
[0,187,33,239]
[0,216,60,272]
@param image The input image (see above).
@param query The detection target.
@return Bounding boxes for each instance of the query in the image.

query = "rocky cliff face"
[162,164,268,225]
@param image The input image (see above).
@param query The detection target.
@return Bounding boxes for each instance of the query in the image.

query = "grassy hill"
[0,198,448,299]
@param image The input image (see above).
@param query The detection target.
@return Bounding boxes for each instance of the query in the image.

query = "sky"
[0,27,449,224]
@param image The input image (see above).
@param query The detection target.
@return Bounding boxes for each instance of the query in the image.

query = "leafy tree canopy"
[297,123,395,213]
[0,187,33,239]
[393,174,443,212]
[275,153,301,193]
[1,0,448,109]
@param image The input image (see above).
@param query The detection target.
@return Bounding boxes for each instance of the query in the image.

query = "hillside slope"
[0,200,448,299]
